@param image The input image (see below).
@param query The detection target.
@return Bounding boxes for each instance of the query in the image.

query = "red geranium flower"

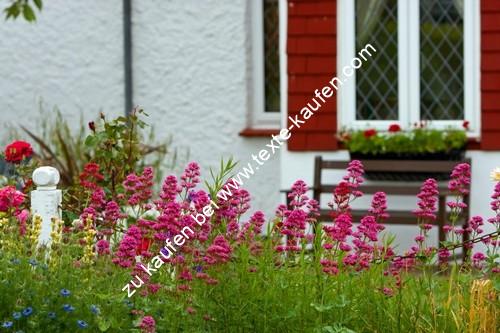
[462,120,470,130]
[4,140,33,164]
[388,124,401,133]
[363,129,377,138]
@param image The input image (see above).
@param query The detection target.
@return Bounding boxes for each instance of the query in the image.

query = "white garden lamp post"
[30,166,62,245]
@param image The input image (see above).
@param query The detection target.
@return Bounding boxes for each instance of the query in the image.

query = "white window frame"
[250,0,281,129]
[337,0,480,137]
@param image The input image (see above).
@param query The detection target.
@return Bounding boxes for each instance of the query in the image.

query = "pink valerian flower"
[96,239,110,255]
[437,248,451,264]
[323,213,353,244]
[112,225,142,268]
[226,220,240,240]
[238,211,265,242]
[148,283,162,294]
[392,255,416,271]
[488,182,500,227]
[328,181,351,216]
[413,179,439,221]
[79,162,104,190]
[369,192,389,221]
[205,235,232,265]
[472,252,486,269]
[356,215,385,243]
[154,201,182,238]
[275,204,287,220]
[79,207,97,226]
[0,186,25,212]
[15,209,29,236]
[139,315,156,333]
[190,190,211,214]
[411,180,437,260]
[447,163,471,220]
[231,188,251,216]
[123,167,154,207]
[90,187,106,209]
[179,269,193,281]
[180,162,201,191]
[468,216,484,231]
[414,235,425,243]
[320,259,339,275]
[276,209,308,252]
[288,180,309,209]
[343,160,364,198]
[306,199,320,220]
[104,200,124,224]
[328,160,365,217]
[156,175,182,209]
[382,287,394,297]
[448,163,471,196]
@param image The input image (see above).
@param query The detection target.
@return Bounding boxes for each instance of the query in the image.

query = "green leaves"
[341,126,467,156]
[204,157,238,200]
[97,317,111,332]
[4,0,42,22]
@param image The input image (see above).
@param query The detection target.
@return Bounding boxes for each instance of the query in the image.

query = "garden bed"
[0,113,498,332]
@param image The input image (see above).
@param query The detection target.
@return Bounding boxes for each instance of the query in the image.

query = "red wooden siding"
[481,0,500,150]
[286,0,500,151]
[287,0,337,151]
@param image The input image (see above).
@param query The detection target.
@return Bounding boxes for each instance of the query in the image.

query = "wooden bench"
[287,156,472,258]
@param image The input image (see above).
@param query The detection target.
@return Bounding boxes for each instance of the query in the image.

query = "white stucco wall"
[280,149,500,253]
[0,0,282,217]
[132,0,281,217]
[0,0,124,132]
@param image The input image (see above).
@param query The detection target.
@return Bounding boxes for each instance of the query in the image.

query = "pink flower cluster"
[413,179,438,222]
[321,164,389,273]
[139,315,156,333]
[112,225,142,268]
[0,185,24,212]
[123,166,154,206]
[275,180,317,253]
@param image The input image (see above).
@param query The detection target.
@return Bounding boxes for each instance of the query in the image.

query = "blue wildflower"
[12,312,21,320]
[22,307,33,317]
[60,288,71,297]
[77,320,88,329]
[48,312,57,319]
[123,299,133,308]
[28,258,38,266]
[194,265,203,273]
[2,321,13,328]
[90,305,100,315]
[10,258,20,265]
[63,304,75,312]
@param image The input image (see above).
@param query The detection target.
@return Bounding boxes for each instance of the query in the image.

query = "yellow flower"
[491,167,500,181]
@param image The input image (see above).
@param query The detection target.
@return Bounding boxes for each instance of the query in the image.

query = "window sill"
[239,128,280,137]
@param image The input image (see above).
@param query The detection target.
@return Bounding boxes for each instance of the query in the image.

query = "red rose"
[462,120,470,130]
[363,129,377,138]
[4,140,33,164]
[388,124,401,133]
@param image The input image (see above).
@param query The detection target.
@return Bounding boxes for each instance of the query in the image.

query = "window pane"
[355,0,398,121]
[264,0,280,112]
[420,0,464,120]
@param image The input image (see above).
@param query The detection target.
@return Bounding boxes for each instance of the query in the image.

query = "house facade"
[280,0,500,246]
